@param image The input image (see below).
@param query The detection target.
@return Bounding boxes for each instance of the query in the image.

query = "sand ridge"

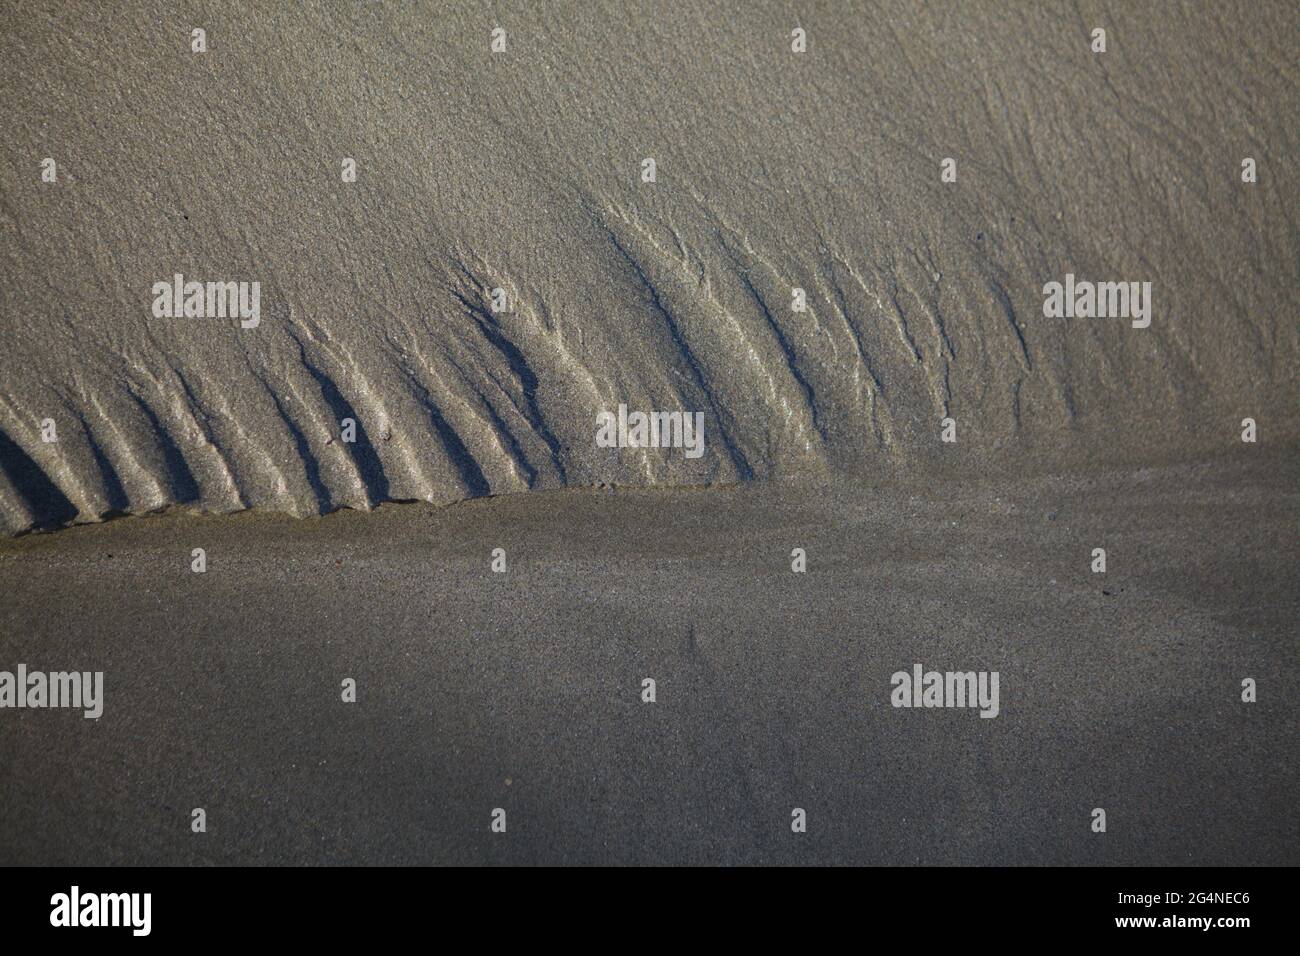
[1,1,1296,534]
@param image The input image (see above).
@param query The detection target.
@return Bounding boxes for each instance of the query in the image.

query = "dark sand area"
[1,453,1293,865]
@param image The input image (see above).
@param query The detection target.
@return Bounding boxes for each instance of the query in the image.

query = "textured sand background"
[1,0,1296,530]
[0,1,1296,866]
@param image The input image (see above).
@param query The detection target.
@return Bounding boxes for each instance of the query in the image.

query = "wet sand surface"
[1,453,1293,865]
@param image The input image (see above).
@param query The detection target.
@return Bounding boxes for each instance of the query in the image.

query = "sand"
[0,1,1296,865]
[1,1,1297,530]
[0,455,1294,864]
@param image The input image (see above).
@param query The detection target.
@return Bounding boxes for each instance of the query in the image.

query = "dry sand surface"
[1,1,1296,528]
[0,1,1296,865]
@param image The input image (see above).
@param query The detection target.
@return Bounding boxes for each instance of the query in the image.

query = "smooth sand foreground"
[0,454,1293,865]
